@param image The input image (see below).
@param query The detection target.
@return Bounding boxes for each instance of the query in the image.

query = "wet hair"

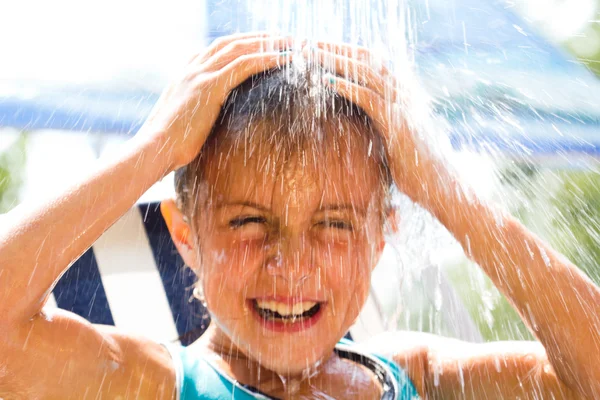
[174,65,392,226]
[173,66,394,342]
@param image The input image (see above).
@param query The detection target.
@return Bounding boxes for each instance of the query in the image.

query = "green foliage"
[443,162,600,342]
[564,16,600,78]
[501,162,600,286]
[460,162,600,341]
[0,133,27,213]
[550,170,600,284]
[446,260,533,341]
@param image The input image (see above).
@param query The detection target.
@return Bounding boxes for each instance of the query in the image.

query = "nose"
[265,234,315,284]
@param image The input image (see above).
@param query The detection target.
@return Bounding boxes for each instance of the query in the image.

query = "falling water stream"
[201,1,600,395]
[2,0,600,398]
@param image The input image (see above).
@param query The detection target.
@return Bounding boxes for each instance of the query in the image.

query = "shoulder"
[358,331,436,397]
[359,331,580,400]
[96,324,178,389]
[0,308,177,399]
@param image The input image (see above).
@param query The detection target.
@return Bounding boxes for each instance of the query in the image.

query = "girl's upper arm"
[366,331,581,399]
[0,307,176,399]
[422,339,581,399]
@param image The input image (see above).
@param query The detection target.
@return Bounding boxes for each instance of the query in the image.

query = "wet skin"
[174,120,391,397]
[3,33,599,399]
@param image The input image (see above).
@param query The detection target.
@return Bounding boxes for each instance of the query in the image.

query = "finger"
[201,36,294,72]
[315,41,372,62]
[325,74,407,152]
[307,47,394,99]
[216,51,293,95]
[312,42,398,92]
[192,32,278,65]
[323,73,385,123]
[314,41,395,81]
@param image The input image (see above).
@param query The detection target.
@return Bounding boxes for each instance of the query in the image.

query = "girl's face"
[192,122,388,375]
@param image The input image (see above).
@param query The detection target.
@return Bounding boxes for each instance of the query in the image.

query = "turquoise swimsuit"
[164,338,419,399]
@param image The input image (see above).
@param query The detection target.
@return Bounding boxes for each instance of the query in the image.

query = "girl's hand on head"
[138,33,294,172]
[306,43,438,203]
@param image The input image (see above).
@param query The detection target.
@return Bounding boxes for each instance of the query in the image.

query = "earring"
[192,285,207,307]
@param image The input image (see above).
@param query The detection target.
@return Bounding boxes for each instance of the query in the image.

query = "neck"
[199,324,249,362]
[196,323,338,396]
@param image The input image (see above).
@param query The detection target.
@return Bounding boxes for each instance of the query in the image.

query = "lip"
[252,296,324,305]
[248,298,325,333]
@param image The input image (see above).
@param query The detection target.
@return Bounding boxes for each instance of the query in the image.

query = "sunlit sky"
[514,0,597,41]
[0,0,206,86]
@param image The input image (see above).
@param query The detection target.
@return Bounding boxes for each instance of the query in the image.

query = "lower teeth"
[259,311,308,322]
[265,315,302,323]
[254,302,321,322]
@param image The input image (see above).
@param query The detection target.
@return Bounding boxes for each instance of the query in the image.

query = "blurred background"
[2,0,600,343]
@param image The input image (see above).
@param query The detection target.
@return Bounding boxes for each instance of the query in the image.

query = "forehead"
[200,120,385,211]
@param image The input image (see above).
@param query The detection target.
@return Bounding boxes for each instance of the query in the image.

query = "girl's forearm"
[411,163,600,397]
[0,133,172,324]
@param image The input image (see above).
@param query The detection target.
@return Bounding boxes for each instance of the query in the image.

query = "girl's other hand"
[306,43,438,203]
[311,43,600,399]
[138,33,294,172]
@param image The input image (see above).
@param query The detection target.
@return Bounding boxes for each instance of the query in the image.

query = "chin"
[241,310,352,376]
[237,331,334,376]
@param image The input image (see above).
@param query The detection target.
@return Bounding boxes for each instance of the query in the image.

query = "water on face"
[6,0,600,398]
[198,0,600,396]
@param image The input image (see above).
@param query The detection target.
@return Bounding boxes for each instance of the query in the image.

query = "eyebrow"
[215,201,271,212]
[318,204,368,217]
[216,202,367,217]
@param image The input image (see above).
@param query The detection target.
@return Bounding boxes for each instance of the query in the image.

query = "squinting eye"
[229,216,267,229]
[319,220,354,231]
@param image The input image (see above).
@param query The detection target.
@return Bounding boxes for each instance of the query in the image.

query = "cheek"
[316,239,375,295]
[200,235,266,291]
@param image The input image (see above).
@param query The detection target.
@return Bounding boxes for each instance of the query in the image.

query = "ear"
[160,199,198,268]
[371,238,386,273]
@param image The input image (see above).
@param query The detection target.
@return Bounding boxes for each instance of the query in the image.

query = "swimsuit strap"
[334,341,399,400]
[202,341,401,400]
[166,340,419,399]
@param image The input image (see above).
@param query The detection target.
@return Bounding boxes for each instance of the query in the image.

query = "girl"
[1,33,599,399]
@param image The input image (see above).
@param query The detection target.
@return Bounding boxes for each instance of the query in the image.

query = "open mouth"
[250,299,324,332]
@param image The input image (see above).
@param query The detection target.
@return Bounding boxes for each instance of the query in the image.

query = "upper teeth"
[256,300,317,316]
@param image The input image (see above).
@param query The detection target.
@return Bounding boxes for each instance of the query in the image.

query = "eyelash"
[229,216,267,228]
[228,217,353,231]
[318,220,354,231]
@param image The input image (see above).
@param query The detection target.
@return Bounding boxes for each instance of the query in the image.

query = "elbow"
[551,357,600,399]
[568,375,600,400]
